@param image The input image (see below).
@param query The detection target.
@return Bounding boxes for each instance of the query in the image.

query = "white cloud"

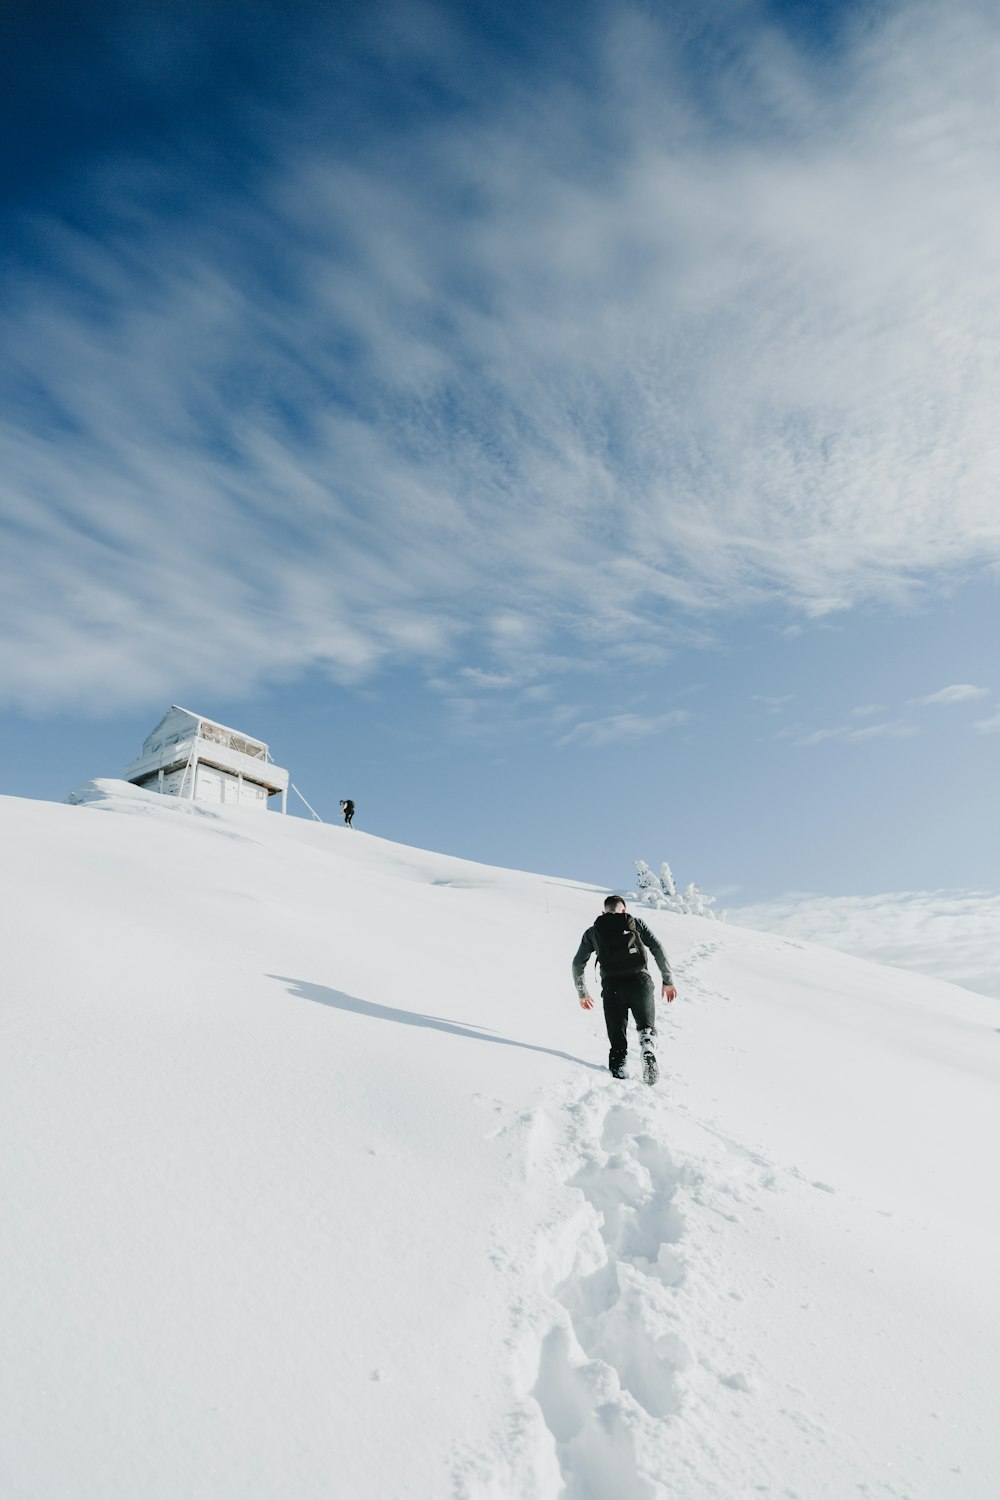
[910,684,990,706]
[5,3,1000,709]
[730,888,1000,1001]
[849,721,920,743]
[794,720,919,747]
[456,667,522,690]
[556,708,691,749]
[974,709,1000,734]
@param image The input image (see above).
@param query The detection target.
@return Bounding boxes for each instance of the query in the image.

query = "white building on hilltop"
[122,706,289,813]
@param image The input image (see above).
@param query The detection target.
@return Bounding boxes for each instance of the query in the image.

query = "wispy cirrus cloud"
[787,684,992,748]
[794,720,919,748]
[4,2,1000,711]
[752,694,795,712]
[910,684,990,706]
[557,709,691,750]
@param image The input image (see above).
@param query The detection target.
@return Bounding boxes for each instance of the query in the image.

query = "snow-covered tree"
[680,882,716,917]
[626,857,724,920]
[634,860,662,895]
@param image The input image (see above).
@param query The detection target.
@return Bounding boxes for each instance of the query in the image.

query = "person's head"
[603,895,627,913]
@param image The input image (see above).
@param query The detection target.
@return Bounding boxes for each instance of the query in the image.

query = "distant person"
[572,895,676,1084]
[340,799,355,828]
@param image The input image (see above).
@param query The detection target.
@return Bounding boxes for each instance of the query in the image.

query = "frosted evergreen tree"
[634,860,662,896]
[681,882,716,917]
[626,857,723,920]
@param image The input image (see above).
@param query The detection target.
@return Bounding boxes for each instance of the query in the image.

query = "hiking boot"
[610,1061,629,1079]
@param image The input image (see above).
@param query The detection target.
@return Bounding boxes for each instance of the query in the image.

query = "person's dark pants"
[601,972,656,1072]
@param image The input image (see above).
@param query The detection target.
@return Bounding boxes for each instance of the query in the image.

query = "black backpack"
[592,912,648,977]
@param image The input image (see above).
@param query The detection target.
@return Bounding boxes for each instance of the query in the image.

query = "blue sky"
[2,0,999,911]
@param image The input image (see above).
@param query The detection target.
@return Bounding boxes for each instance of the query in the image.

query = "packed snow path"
[2,783,999,1499]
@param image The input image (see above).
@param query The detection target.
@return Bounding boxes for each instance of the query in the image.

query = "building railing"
[123,735,289,791]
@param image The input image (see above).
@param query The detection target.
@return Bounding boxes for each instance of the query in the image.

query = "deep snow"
[2,782,999,1499]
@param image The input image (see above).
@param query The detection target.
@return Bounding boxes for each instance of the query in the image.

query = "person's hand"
[663,984,677,1003]
[579,994,595,1010]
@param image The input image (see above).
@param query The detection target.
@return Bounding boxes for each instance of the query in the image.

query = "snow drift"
[2,781,999,1499]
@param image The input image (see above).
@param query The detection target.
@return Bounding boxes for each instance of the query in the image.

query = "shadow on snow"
[270,975,603,1072]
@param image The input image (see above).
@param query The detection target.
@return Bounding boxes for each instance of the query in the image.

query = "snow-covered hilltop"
[3,782,999,1499]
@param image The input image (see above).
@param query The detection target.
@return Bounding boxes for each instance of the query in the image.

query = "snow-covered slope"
[3,782,998,1500]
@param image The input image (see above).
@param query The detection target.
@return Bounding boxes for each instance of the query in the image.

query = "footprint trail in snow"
[532,1088,691,1499]
[453,932,989,1500]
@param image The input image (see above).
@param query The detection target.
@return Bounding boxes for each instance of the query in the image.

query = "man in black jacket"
[572,895,676,1081]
